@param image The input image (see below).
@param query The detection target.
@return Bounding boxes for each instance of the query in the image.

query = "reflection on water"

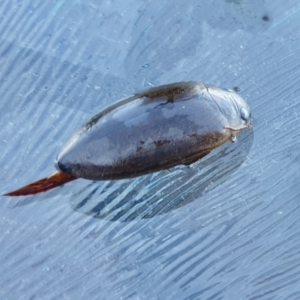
[70,128,253,221]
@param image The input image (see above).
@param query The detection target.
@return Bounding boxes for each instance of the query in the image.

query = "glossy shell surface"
[56,81,251,180]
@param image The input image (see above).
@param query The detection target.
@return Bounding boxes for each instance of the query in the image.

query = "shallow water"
[1,1,300,299]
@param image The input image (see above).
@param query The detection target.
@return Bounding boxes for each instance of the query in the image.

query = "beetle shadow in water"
[70,128,254,222]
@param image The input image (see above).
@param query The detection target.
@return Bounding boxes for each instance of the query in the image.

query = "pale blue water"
[1,1,300,299]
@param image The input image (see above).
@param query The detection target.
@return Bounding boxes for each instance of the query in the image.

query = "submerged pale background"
[1,1,300,299]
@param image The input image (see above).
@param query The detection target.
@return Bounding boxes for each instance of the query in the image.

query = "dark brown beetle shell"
[56,81,251,180]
